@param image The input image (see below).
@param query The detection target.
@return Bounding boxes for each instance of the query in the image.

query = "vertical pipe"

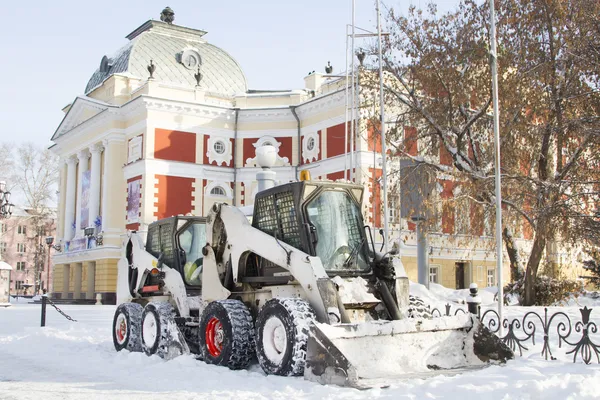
[376,0,389,253]
[344,27,350,181]
[350,0,356,182]
[489,0,503,333]
[355,62,361,183]
[232,108,239,205]
[416,218,429,289]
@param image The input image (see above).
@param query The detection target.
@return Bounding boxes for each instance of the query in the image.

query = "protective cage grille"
[145,220,176,269]
[253,191,304,252]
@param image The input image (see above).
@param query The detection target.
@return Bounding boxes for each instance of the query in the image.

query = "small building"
[0,206,57,295]
[0,261,12,306]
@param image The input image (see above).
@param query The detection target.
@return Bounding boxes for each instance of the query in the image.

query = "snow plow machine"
[113,174,512,388]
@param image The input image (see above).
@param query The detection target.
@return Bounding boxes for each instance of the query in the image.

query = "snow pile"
[331,276,379,304]
[558,290,600,307]
[409,281,497,309]
[0,304,599,399]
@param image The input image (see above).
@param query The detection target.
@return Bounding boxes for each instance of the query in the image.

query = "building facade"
[0,206,56,295]
[50,9,527,303]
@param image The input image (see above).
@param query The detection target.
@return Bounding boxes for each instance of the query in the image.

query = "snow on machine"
[112,147,512,388]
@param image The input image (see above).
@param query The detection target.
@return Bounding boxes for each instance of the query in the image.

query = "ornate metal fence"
[430,301,599,365]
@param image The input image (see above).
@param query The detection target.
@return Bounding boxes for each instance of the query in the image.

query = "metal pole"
[344,26,350,181]
[489,0,504,333]
[355,64,361,183]
[376,0,389,253]
[41,294,47,327]
[350,0,356,182]
[46,245,51,294]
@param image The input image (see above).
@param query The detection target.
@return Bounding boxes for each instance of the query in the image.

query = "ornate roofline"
[125,20,207,41]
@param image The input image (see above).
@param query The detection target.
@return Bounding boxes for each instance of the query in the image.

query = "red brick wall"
[440,180,455,234]
[368,120,382,153]
[326,122,353,158]
[154,129,196,163]
[404,127,418,156]
[154,175,194,220]
[367,168,383,226]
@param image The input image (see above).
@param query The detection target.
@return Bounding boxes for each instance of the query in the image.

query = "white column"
[89,143,103,232]
[101,136,126,246]
[75,150,90,237]
[64,156,78,242]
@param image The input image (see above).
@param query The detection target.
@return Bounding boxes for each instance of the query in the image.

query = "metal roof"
[84,20,247,97]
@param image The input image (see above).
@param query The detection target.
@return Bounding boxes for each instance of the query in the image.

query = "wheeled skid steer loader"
[113,179,512,388]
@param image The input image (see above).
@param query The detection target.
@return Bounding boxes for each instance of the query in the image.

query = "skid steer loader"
[113,175,512,388]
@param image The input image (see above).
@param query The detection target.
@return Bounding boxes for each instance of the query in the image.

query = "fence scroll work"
[430,300,599,365]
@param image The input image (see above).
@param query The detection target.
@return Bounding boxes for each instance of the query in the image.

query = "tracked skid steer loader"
[113,175,512,388]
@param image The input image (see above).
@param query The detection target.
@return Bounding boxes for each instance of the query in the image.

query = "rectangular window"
[388,197,398,224]
[429,266,440,284]
[0,242,6,253]
[15,280,23,290]
[18,225,27,235]
[487,268,496,287]
[16,262,26,271]
[0,223,6,233]
[17,243,26,253]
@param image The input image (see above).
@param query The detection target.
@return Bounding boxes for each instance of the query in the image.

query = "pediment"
[52,96,113,140]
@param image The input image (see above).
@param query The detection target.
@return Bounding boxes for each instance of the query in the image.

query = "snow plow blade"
[304,314,513,388]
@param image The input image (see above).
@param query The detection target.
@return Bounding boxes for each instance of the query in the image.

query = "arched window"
[210,186,226,196]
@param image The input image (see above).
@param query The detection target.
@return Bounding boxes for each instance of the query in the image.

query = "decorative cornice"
[89,142,105,154]
[77,149,90,161]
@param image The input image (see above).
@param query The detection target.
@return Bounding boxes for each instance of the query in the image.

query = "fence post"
[466,283,481,316]
[41,293,47,327]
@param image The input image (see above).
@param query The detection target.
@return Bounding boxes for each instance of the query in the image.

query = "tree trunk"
[503,227,523,282]
[523,222,548,306]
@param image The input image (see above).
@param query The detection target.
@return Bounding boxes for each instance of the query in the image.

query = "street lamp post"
[45,236,61,295]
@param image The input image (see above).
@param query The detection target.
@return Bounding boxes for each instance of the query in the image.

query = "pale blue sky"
[0,0,459,147]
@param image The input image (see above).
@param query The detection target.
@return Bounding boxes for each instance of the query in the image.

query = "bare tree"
[364,0,600,305]
[9,143,59,293]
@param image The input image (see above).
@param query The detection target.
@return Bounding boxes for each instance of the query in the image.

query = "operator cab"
[145,216,208,293]
[251,180,373,277]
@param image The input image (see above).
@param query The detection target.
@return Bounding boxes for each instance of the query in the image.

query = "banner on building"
[80,170,91,229]
[127,180,141,223]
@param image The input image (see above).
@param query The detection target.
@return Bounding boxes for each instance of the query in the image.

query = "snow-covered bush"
[504,275,583,306]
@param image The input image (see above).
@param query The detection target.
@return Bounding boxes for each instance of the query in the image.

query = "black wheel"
[112,302,143,352]
[199,300,255,370]
[408,295,433,319]
[255,298,316,376]
[141,302,185,359]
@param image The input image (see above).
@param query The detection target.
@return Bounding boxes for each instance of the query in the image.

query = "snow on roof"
[0,261,12,270]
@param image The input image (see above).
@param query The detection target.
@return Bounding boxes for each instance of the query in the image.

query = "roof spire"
[160,7,175,24]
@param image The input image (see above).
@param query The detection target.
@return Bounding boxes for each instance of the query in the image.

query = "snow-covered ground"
[1,290,599,400]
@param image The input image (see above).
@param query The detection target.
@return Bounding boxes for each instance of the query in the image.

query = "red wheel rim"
[205,317,223,357]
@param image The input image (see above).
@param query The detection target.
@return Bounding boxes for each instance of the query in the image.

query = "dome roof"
[85,20,247,97]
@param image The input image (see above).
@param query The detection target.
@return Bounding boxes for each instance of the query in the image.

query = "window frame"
[429,265,440,284]
[487,268,496,287]
[209,186,227,197]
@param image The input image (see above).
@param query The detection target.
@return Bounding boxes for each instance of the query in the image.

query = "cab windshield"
[306,190,369,273]
[177,222,206,286]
